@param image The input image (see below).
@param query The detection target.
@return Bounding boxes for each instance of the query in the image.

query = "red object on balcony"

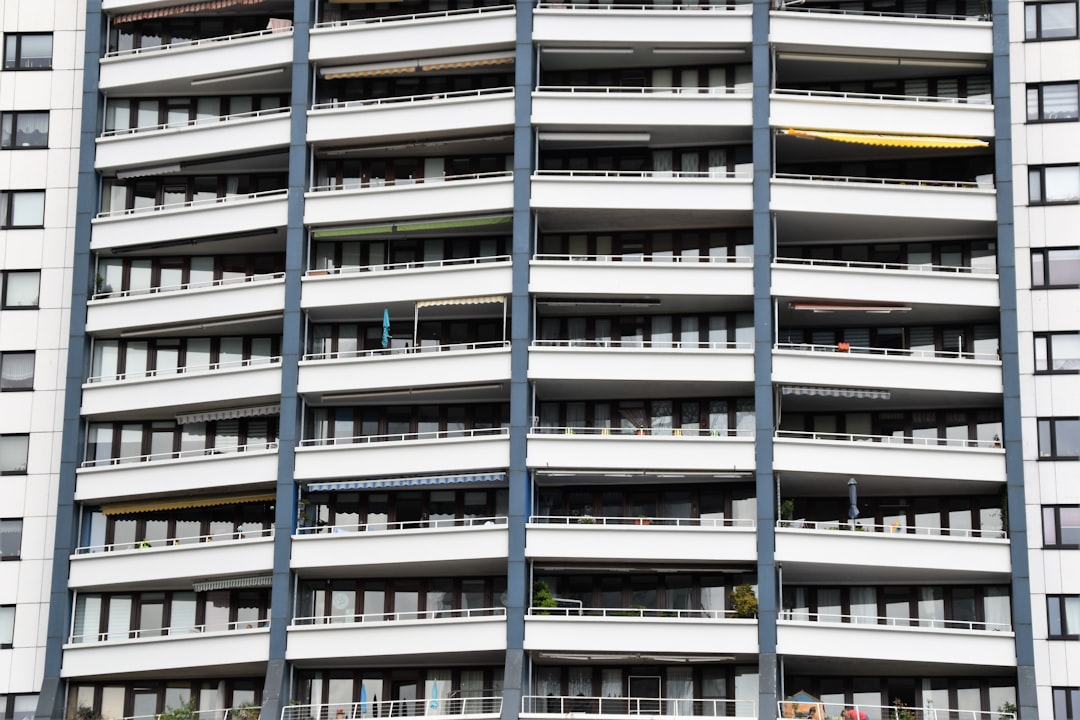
[837,342,851,352]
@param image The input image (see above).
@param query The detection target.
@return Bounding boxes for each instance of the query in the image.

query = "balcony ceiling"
[772,210,995,244]
[534,208,753,234]
[774,51,990,85]
[777,468,1002,497]
[781,653,1016,678]
[538,44,750,72]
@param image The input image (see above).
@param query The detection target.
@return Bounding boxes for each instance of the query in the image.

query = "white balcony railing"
[293,606,505,625]
[535,252,751,264]
[310,170,511,193]
[103,27,291,59]
[284,697,502,720]
[100,106,289,138]
[313,86,512,112]
[307,254,508,278]
[81,441,278,468]
[300,427,508,448]
[93,272,284,301]
[532,425,751,438]
[314,3,513,29]
[297,516,507,535]
[535,168,750,180]
[776,519,1004,539]
[535,1,748,10]
[777,700,1010,720]
[774,255,994,275]
[772,86,990,106]
[778,4,988,21]
[113,707,259,720]
[96,188,287,219]
[775,429,998,449]
[87,356,281,383]
[778,609,1011,632]
[531,515,755,528]
[537,84,750,96]
[304,341,508,362]
[523,696,755,718]
[533,339,751,350]
[774,172,986,190]
[775,341,998,362]
[75,527,273,554]
[70,619,264,644]
[528,606,738,619]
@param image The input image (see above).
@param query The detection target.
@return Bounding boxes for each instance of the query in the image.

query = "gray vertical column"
[990,0,1036,716]
[502,2,534,719]
[34,1,104,717]
[262,1,312,717]
[751,0,778,717]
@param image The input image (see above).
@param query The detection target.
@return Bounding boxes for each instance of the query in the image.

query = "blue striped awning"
[781,385,891,400]
[308,472,506,492]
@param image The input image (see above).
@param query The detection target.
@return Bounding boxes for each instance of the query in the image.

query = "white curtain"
[1,353,34,389]
[666,668,693,716]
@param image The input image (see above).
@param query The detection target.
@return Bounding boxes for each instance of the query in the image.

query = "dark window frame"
[1025,0,1080,39]
[0,518,23,560]
[0,434,29,475]
[1035,331,1080,373]
[1043,505,1080,548]
[1027,81,1080,122]
[1048,595,1080,638]
[1028,164,1080,205]
[0,190,46,228]
[0,351,35,391]
[1038,417,1080,460]
[1053,687,1080,720]
[0,270,41,309]
[1031,247,1080,288]
[0,604,13,648]
[0,110,49,149]
[2,33,53,70]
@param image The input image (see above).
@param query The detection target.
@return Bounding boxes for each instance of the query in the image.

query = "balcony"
[286,608,507,663]
[61,625,269,678]
[90,190,288,252]
[285,697,502,720]
[524,608,758,655]
[771,8,991,57]
[99,28,294,95]
[305,173,514,227]
[527,428,755,474]
[523,696,755,720]
[75,444,279,504]
[309,89,514,146]
[292,517,508,577]
[310,6,516,64]
[530,255,752,298]
[771,257,998,309]
[69,531,274,590]
[81,359,282,419]
[772,344,1002,397]
[532,170,753,215]
[533,3,752,47]
[778,700,1011,720]
[770,89,992,138]
[527,516,756,564]
[774,522,1010,584]
[299,344,510,403]
[96,108,291,172]
[301,257,512,315]
[773,431,1004,486]
[776,612,1015,668]
[532,87,752,131]
[86,274,286,335]
[294,429,509,481]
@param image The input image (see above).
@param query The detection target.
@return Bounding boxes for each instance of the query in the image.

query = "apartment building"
[13,0,1078,718]
[0,1,83,720]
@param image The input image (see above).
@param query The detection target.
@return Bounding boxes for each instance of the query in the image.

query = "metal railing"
[773,255,995,275]
[777,700,1011,720]
[531,425,752,438]
[113,706,259,720]
[92,271,284,301]
[297,516,507,534]
[103,25,291,58]
[292,606,505,625]
[776,518,1005,539]
[100,106,290,138]
[774,429,1000,449]
[81,441,278,468]
[310,170,511,192]
[532,339,751,350]
[283,697,502,720]
[314,4,513,28]
[300,427,508,447]
[70,619,266,644]
[528,605,738,619]
[303,341,508,362]
[773,172,985,189]
[535,168,750,180]
[96,188,287,219]
[778,609,1012,632]
[306,254,509,277]
[75,527,273,554]
[312,86,512,111]
[533,252,751,264]
[87,356,281,384]
[774,341,999,361]
[531,514,755,528]
[523,696,755,717]
[535,1,750,10]
[778,4,988,20]
[772,87,991,105]
[535,84,751,95]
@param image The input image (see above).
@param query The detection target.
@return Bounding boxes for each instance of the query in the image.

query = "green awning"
[312,215,511,239]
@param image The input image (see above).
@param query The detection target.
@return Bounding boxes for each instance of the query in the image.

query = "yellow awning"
[782,128,988,149]
[101,492,276,516]
[321,52,514,80]
[321,61,417,80]
[419,52,515,72]
[416,295,506,309]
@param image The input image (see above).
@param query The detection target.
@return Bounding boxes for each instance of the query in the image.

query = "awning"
[312,215,511,240]
[321,60,417,80]
[308,472,506,492]
[321,51,514,80]
[176,404,280,425]
[781,385,891,400]
[782,128,988,149]
[101,492,276,516]
[416,295,505,309]
[193,575,273,593]
[113,0,266,23]
[419,52,515,72]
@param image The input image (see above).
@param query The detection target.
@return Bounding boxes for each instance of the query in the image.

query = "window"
[1,271,40,308]
[0,605,12,647]
[1032,248,1080,288]
[1049,596,1080,638]
[1045,506,1080,547]
[0,435,29,474]
[0,695,37,720]
[1054,687,1080,720]
[0,111,48,148]
[0,519,22,560]
[1039,418,1080,459]
[0,352,34,391]
[1036,332,1080,372]
[2,33,52,70]
[0,190,45,228]
[1028,82,1080,122]
[1026,1,1079,39]
[1029,165,1080,204]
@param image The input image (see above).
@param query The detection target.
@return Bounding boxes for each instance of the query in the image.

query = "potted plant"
[997,701,1017,719]
[730,583,758,618]
[780,499,795,523]
[533,581,558,615]
[69,706,101,720]
[158,698,198,720]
